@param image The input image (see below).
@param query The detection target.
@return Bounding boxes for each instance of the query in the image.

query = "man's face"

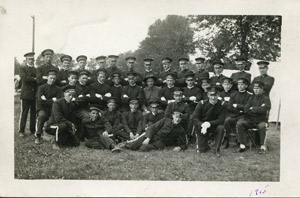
[166,77,175,86]
[196,61,205,70]
[109,58,117,67]
[107,102,116,111]
[126,61,135,70]
[89,110,99,121]
[64,92,74,103]
[144,61,151,70]
[179,61,188,70]
[186,77,194,87]
[26,57,35,66]
[214,66,223,75]
[150,105,159,114]
[201,82,209,91]
[112,76,121,85]
[237,81,248,92]
[128,75,136,85]
[97,73,106,83]
[174,94,183,103]
[146,78,154,87]
[62,60,70,70]
[172,113,182,124]
[236,62,246,71]
[253,85,263,95]
[78,60,86,69]
[162,61,171,70]
[47,74,56,85]
[129,103,139,111]
[208,92,219,104]
[222,82,232,92]
[78,75,88,85]
[97,60,106,68]
[44,54,53,64]
[68,74,77,86]
[259,66,268,75]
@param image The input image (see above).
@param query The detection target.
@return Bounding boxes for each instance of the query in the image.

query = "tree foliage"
[189,15,281,69]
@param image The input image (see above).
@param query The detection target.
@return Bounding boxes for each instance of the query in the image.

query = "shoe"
[215,150,221,158]
[52,143,60,150]
[258,149,266,154]
[19,133,25,137]
[111,147,122,153]
[35,137,41,144]
[234,148,246,153]
[221,139,229,149]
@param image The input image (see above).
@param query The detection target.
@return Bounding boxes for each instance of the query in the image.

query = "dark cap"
[96,68,107,75]
[89,104,102,112]
[234,57,246,63]
[60,55,72,62]
[143,74,157,82]
[173,90,183,96]
[149,100,160,108]
[126,56,136,62]
[76,55,87,62]
[162,57,172,63]
[257,61,270,67]
[199,77,210,83]
[24,52,35,58]
[41,49,54,56]
[178,57,189,62]
[253,81,265,88]
[107,97,117,104]
[195,57,205,62]
[213,61,224,67]
[67,70,79,76]
[62,85,76,94]
[143,58,154,62]
[129,98,139,104]
[108,55,119,59]
[95,56,106,61]
[184,71,195,78]
[127,71,137,77]
[237,77,249,85]
[173,109,184,116]
[165,72,177,80]
[222,77,233,84]
[111,71,122,79]
[78,70,90,76]
[207,86,221,94]
[46,69,58,75]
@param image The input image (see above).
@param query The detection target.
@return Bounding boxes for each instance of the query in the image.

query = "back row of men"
[18,49,275,156]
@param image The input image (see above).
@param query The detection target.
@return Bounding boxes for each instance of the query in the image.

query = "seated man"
[82,105,121,153]
[235,81,271,154]
[124,110,187,152]
[44,85,80,149]
[36,69,62,144]
[222,77,252,149]
[102,98,125,143]
[121,98,144,140]
[219,77,236,102]
[109,72,123,108]
[143,74,161,107]
[191,86,226,157]
[142,100,164,130]
[159,72,179,108]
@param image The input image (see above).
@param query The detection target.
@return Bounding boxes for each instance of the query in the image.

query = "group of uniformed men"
[18,48,275,156]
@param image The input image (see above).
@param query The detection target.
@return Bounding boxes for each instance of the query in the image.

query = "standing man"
[159,72,179,108]
[235,81,271,153]
[142,58,158,79]
[194,57,209,87]
[76,55,88,71]
[158,57,177,86]
[36,49,58,86]
[176,57,191,87]
[106,55,122,78]
[19,52,38,137]
[95,56,107,70]
[230,57,251,90]
[191,86,226,157]
[251,61,275,97]
[57,55,72,87]
[124,56,143,86]
[210,61,228,87]
[143,74,161,107]
[36,69,62,144]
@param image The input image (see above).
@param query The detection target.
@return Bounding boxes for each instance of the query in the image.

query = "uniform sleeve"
[19,67,35,82]
[52,102,69,123]
[251,96,271,114]
[164,103,173,119]
[210,102,226,126]
[121,112,132,134]
[263,77,275,95]
[244,96,253,114]
[227,93,239,114]
[101,116,112,133]
[36,67,46,86]
[136,113,144,135]
[145,119,164,139]
[38,86,54,109]
[181,103,190,121]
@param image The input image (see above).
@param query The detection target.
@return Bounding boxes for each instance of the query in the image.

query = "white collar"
[187,86,194,89]
[167,85,174,89]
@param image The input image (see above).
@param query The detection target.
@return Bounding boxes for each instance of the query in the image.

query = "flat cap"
[78,70,90,76]
[184,71,195,78]
[41,49,54,56]
[108,55,119,59]
[178,57,189,62]
[253,81,265,88]
[60,55,72,62]
[95,56,106,61]
[143,74,157,82]
[24,52,35,57]
[67,70,78,76]
[46,69,58,75]
[62,85,76,93]
[126,56,136,61]
[257,61,270,67]
[111,71,122,78]
[76,55,87,62]
[207,86,221,94]
[89,104,102,112]
[195,57,205,62]
[143,58,154,62]
[129,98,139,104]
[213,61,224,67]
[162,57,172,63]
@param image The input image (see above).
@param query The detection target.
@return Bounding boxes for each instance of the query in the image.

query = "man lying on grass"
[124,110,187,152]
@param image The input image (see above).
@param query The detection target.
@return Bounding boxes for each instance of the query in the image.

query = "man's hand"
[52,97,57,101]
[233,104,237,108]
[71,123,77,134]
[201,121,211,128]
[250,107,253,110]
[71,98,76,101]
[78,94,83,98]
[42,76,48,80]
[224,97,230,102]
[41,95,46,100]
[168,99,175,104]
[173,147,181,152]
[161,97,166,101]
[189,96,197,101]
[95,93,103,99]
[124,78,128,81]
[123,94,129,98]
[129,132,135,140]
[86,94,91,97]
[142,138,150,145]
[104,93,112,97]
[102,131,109,137]
[61,80,67,84]
[201,127,207,134]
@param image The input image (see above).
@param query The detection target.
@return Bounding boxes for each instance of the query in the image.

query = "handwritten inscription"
[249,185,269,197]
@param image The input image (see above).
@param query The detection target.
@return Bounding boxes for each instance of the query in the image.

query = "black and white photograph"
[1,0,300,197]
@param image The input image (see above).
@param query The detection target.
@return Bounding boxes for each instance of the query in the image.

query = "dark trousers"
[45,122,80,147]
[85,135,114,150]
[224,117,238,139]
[236,118,267,146]
[196,125,225,152]
[36,110,50,137]
[19,99,36,133]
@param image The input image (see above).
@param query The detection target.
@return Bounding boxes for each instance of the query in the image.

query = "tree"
[189,15,281,70]
[136,15,196,72]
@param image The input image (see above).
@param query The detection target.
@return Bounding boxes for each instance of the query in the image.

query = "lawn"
[14,96,280,181]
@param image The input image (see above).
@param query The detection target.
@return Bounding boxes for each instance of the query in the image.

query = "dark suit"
[251,74,275,96]
[36,64,58,86]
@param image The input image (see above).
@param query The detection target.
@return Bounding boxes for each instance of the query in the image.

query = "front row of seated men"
[37,67,271,156]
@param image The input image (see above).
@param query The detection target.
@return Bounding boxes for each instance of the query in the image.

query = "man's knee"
[257,122,266,131]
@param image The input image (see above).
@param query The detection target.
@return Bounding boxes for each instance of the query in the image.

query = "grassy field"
[14,96,280,181]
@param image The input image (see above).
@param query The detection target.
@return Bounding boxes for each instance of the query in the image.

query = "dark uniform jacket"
[143,86,161,106]
[251,74,275,96]
[122,110,143,135]
[145,117,186,150]
[19,65,38,100]
[36,64,58,86]
[122,84,145,104]
[191,99,227,129]
[244,94,271,123]
[107,66,122,79]
[195,69,209,87]
[230,71,251,85]
[142,111,164,129]
[183,86,202,113]
[102,109,123,130]
[164,101,190,122]
[219,88,236,102]
[82,116,112,139]
[210,74,228,86]
[142,69,159,80]
[122,68,143,86]
[57,69,69,87]
[226,90,252,118]
[37,83,62,112]
[110,85,123,107]
[158,69,178,81]
[159,86,177,101]
[89,81,111,107]
[176,69,191,87]
[75,82,91,108]
[48,98,75,124]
